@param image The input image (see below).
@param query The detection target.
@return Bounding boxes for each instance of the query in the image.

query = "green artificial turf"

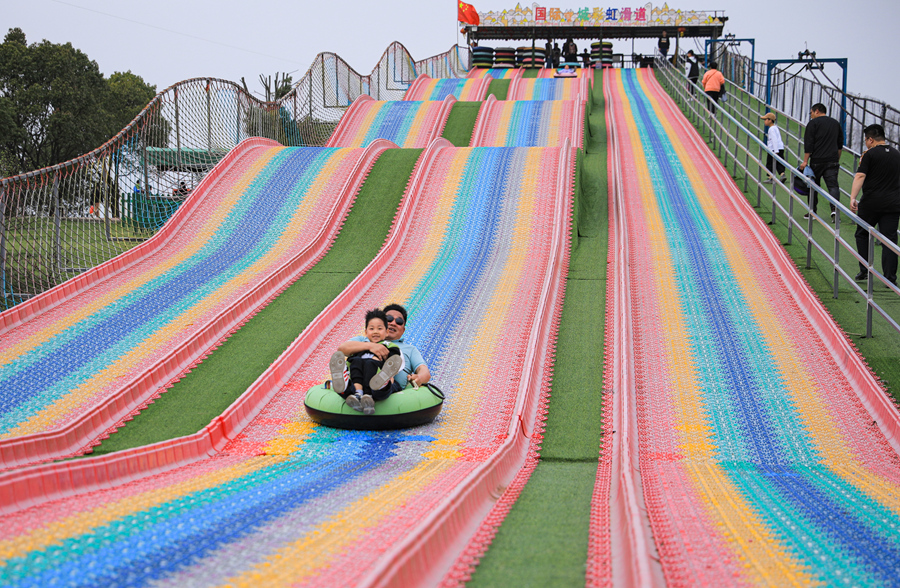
[469,70,608,587]
[88,149,422,455]
[487,79,510,100]
[442,101,482,147]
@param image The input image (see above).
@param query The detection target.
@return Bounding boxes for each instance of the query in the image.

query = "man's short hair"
[383,303,408,323]
[687,50,694,56]
[811,103,827,115]
[864,124,886,142]
[709,61,718,70]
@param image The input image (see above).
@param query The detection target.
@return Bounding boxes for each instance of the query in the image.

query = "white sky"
[5,0,900,108]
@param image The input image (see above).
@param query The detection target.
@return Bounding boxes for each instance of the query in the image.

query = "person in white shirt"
[761,112,785,183]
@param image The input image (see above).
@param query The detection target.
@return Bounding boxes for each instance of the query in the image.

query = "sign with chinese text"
[475,2,721,27]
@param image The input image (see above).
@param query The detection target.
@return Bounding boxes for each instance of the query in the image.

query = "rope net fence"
[714,47,900,153]
[0,43,470,311]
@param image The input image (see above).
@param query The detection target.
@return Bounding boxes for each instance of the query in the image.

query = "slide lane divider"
[0,138,398,490]
[325,95,375,148]
[595,70,666,588]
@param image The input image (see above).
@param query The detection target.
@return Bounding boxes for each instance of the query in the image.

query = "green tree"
[0,29,162,177]
[0,27,108,175]
[104,70,157,139]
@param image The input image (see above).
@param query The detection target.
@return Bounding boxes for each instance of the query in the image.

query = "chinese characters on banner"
[477,2,721,27]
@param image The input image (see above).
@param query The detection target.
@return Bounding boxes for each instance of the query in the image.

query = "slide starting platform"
[593,68,900,586]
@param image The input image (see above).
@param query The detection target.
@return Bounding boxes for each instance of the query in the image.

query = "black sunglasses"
[386,314,405,326]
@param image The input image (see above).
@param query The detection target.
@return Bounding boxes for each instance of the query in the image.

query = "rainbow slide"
[470,95,585,148]
[0,138,575,585]
[403,73,491,101]
[0,139,392,470]
[508,75,590,102]
[0,58,583,583]
[326,95,456,148]
[592,68,900,585]
[467,67,523,80]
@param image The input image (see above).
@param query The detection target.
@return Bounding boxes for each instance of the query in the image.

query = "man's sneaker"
[762,177,774,184]
[803,214,811,220]
[361,394,375,416]
[345,392,364,412]
[831,211,836,219]
[329,351,348,395]
[854,270,868,282]
[370,354,403,391]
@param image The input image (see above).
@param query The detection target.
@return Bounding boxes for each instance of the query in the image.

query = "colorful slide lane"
[0,139,391,470]
[403,74,491,101]
[593,68,900,585]
[507,76,589,102]
[466,67,523,80]
[326,94,455,148]
[470,95,584,148]
[0,140,574,586]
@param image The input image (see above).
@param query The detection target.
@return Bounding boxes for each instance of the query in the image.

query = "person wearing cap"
[760,112,785,183]
[849,124,900,285]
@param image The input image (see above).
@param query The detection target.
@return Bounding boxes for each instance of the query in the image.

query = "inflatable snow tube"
[304,382,444,430]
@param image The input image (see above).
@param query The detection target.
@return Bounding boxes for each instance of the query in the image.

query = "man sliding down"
[330,303,432,415]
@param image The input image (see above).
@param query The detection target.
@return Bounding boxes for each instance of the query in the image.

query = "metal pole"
[175,87,182,171]
[0,183,7,304]
[207,80,213,151]
[52,172,61,284]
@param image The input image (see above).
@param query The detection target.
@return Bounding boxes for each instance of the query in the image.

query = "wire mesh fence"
[712,46,900,153]
[0,43,469,311]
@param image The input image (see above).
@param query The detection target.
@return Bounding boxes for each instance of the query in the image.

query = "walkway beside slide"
[0,140,387,468]
[593,68,900,585]
[0,142,573,586]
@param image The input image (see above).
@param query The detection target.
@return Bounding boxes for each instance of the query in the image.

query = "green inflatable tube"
[304,382,444,430]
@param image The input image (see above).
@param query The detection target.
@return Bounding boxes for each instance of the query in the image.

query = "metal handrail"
[655,55,900,338]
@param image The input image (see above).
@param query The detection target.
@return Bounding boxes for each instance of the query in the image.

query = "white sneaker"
[329,351,348,395]
[361,394,375,416]
[345,393,364,412]
[369,354,403,391]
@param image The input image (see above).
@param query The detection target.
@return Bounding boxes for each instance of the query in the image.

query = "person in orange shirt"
[701,61,725,114]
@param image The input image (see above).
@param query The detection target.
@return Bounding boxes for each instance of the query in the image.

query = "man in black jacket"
[799,103,844,219]
[849,124,900,285]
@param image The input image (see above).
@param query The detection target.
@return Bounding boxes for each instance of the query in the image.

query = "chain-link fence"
[711,45,900,153]
[0,43,469,311]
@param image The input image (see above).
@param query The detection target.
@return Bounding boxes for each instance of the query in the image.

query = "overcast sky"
[5,0,900,108]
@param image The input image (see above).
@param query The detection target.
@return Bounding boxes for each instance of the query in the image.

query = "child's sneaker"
[361,394,375,416]
[345,392,364,412]
[369,354,403,391]
[330,351,348,395]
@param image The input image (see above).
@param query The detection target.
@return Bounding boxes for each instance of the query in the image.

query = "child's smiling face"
[366,318,387,343]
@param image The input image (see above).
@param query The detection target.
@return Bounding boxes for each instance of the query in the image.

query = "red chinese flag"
[458,1,480,25]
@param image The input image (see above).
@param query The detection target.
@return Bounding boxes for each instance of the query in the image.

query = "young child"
[329,309,403,415]
[761,112,785,183]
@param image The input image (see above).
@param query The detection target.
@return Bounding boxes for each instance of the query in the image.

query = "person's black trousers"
[809,162,841,214]
[855,208,899,283]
